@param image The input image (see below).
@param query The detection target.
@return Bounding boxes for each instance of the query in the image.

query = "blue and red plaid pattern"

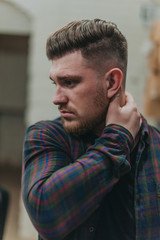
[22,117,160,240]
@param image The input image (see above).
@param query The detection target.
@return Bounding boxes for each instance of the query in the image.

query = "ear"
[105,68,123,99]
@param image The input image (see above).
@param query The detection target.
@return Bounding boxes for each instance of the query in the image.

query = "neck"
[119,88,126,107]
[93,121,106,137]
[93,89,126,137]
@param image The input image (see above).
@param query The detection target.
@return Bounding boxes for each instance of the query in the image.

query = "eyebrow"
[49,75,82,81]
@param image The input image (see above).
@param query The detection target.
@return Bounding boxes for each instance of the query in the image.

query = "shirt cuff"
[101,124,135,153]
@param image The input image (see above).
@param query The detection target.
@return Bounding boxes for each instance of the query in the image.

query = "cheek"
[94,86,108,108]
[72,85,107,113]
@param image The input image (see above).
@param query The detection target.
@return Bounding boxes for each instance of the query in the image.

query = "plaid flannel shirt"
[22,117,160,240]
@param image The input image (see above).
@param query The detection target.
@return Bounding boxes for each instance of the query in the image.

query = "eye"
[63,79,75,88]
[65,80,73,86]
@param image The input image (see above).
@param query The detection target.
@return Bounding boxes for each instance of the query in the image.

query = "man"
[22,19,160,240]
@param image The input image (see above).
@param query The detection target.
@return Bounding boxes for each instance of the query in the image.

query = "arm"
[22,124,133,240]
[22,93,141,240]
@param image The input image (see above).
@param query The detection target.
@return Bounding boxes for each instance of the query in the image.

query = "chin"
[63,119,90,135]
[62,114,106,136]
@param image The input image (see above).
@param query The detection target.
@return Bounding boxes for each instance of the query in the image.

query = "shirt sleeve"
[22,121,134,240]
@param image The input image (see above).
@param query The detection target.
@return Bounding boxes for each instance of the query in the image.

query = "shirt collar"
[140,115,150,144]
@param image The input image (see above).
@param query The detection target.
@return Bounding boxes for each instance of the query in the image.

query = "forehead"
[49,50,89,78]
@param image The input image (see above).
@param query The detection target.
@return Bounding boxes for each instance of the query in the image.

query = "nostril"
[53,94,68,105]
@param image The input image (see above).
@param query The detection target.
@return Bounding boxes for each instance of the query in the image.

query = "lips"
[60,109,75,118]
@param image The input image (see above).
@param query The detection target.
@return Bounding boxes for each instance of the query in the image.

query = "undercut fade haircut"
[46,19,128,84]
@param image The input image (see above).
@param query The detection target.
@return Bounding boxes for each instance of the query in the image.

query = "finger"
[125,92,135,105]
[123,92,137,111]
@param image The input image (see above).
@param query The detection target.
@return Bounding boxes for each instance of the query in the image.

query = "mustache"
[58,105,77,114]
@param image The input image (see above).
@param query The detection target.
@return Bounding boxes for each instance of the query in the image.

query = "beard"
[62,111,107,136]
[61,84,108,136]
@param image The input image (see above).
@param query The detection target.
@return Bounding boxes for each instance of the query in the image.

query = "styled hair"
[46,19,128,83]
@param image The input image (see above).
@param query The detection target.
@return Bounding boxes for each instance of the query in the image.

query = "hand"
[106,92,142,139]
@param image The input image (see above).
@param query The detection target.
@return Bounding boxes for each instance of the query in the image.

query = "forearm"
[22,124,134,240]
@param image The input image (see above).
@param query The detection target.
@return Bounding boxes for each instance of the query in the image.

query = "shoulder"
[27,117,63,132]
[148,125,160,145]
[25,118,69,147]
[26,118,64,135]
[142,117,160,145]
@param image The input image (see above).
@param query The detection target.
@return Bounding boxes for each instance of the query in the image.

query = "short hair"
[46,19,128,84]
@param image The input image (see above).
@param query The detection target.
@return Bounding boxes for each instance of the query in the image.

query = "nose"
[53,86,68,105]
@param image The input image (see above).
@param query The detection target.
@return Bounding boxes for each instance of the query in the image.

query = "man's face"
[49,50,109,135]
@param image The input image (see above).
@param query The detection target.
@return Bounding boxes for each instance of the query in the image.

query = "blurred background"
[0,0,160,239]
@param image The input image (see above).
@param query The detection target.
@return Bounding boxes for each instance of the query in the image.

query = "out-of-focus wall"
[0,1,31,167]
[0,1,31,34]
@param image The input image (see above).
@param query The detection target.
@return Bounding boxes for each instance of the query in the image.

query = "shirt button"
[89,226,94,232]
